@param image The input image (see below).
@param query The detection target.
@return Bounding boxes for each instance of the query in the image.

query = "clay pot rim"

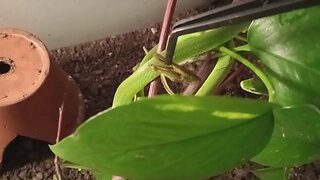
[0,28,50,107]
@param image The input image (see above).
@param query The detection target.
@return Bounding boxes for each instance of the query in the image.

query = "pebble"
[151,27,158,34]
[35,172,44,179]
[93,70,104,74]
[18,170,27,178]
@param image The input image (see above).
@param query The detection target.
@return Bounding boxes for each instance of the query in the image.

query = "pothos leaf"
[93,172,113,180]
[248,6,320,168]
[253,105,320,167]
[248,6,320,106]
[51,96,274,180]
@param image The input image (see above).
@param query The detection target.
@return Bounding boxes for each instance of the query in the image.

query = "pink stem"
[157,0,177,53]
[148,0,177,97]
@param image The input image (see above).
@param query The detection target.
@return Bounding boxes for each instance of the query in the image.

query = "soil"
[0,1,319,180]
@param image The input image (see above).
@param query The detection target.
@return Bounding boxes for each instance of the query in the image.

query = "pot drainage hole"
[0,60,12,75]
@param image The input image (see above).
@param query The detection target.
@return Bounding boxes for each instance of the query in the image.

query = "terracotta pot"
[0,28,85,163]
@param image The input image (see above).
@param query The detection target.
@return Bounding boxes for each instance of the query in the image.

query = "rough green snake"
[113,23,249,107]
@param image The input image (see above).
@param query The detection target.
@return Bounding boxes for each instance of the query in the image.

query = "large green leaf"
[253,105,320,167]
[51,96,274,180]
[248,6,320,106]
[248,6,320,168]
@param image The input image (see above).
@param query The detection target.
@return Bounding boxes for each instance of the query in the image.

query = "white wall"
[0,0,211,49]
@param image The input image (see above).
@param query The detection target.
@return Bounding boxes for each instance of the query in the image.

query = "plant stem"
[234,44,251,52]
[219,46,275,102]
[195,54,234,96]
[182,45,248,95]
[183,56,216,95]
[148,79,161,97]
[160,75,175,95]
[54,102,64,180]
[215,65,245,95]
[235,35,248,42]
[195,40,236,96]
[157,0,177,52]
[139,45,158,68]
[148,0,177,97]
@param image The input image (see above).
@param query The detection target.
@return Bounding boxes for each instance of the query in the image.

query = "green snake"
[112,23,249,107]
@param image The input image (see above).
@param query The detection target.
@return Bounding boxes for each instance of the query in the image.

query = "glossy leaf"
[253,105,320,167]
[51,96,274,180]
[253,167,287,180]
[248,6,320,106]
[173,23,248,62]
[248,6,320,168]
[240,77,268,95]
[93,172,113,180]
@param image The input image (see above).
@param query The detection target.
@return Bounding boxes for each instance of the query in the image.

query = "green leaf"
[94,172,113,180]
[240,77,268,95]
[51,96,274,180]
[248,6,320,106]
[173,23,248,62]
[253,167,287,180]
[196,54,234,96]
[253,105,320,167]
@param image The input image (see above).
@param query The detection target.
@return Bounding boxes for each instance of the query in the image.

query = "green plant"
[50,6,320,180]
